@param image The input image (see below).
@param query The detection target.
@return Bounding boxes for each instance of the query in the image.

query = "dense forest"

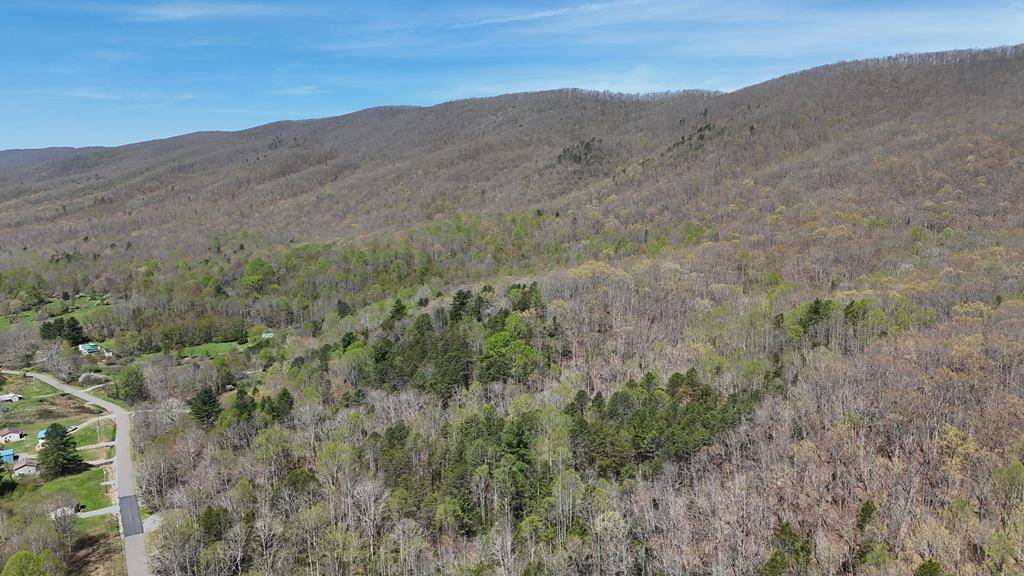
[1,45,1024,576]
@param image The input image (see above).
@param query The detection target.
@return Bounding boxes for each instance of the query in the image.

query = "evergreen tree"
[40,316,65,340]
[60,316,85,345]
[38,423,85,479]
[339,331,358,350]
[428,329,473,399]
[261,388,294,421]
[449,289,472,322]
[189,387,222,427]
[335,298,353,318]
[383,298,407,329]
[233,386,256,422]
[275,388,294,418]
[198,505,232,543]
[914,559,946,576]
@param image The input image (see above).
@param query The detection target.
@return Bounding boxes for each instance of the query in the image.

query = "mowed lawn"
[0,374,105,454]
[72,418,116,447]
[37,467,112,512]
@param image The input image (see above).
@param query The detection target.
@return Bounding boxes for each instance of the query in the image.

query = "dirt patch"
[71,530,124,576]
[32,395,103,421]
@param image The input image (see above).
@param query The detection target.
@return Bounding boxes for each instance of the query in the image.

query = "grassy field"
[80,446,114,463]
[72,419,116,447]
[37,467,111,512]
[0,295,112,334]
[1,374,104,453]
[74,514,123,576]
[139,338,254,361]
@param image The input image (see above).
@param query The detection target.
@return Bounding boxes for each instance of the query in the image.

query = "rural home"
[0,392,22,403]
[0,427,24,443]
[78,342,100,355]
[13,457,37,477]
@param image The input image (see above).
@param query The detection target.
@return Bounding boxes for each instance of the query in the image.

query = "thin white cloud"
[455,0,646,28]
[271,85,324,96]
[53,88,126,100]
[36,88,196,102]
[436,63,683,99]
[119,2,282,22]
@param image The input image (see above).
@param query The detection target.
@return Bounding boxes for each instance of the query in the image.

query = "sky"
[1,0,1022,149]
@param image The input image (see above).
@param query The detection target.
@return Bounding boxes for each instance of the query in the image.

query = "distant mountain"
[3,46,1024,576]
[0,146,100,169]
[1,45,1021,262]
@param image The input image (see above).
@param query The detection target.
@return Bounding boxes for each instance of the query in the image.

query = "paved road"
[2,370,151,576]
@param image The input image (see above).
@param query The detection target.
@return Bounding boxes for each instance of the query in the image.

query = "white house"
[0,427,24,443]
[0,393,22,403]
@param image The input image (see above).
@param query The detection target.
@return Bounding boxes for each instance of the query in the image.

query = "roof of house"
[37,429,47,439]
[78,342,100,352]
[0,449,14,463]
[0,393,22,400]
[14,458,37,470]
[0,427,23,436]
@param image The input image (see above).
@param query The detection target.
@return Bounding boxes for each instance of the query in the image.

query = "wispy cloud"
[36,88,196,102]
[454,0,645,28]
[118,2,283,22]
[436,63,683,99]
[271,85,324,96]
[50,87,126,100]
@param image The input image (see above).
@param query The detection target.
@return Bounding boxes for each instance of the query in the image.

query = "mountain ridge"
[1,45,1022,264]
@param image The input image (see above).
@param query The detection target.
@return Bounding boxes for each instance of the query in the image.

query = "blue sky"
[2,0,1022,149]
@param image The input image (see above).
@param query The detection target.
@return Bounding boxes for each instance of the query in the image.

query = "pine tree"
[275,388,294,418]
[914,559,946,576]
[335,299,353,318]
[189,387,222,427]
[233,386,256,422]
[383,298,407,330]
[61,316,86,345]
[40,317,65,340]
[38,423,85,479]
[449,289,472,322]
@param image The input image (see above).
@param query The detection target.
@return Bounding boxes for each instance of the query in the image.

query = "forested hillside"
[2,45,1023,576]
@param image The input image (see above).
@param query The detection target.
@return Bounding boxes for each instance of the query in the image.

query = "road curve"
[2,370,151,576]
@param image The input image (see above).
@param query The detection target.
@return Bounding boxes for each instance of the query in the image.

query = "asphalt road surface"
[3,370,151,576]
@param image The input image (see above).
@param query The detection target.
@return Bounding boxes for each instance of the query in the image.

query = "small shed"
[0,393,22,403]
[0,449,13,464]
